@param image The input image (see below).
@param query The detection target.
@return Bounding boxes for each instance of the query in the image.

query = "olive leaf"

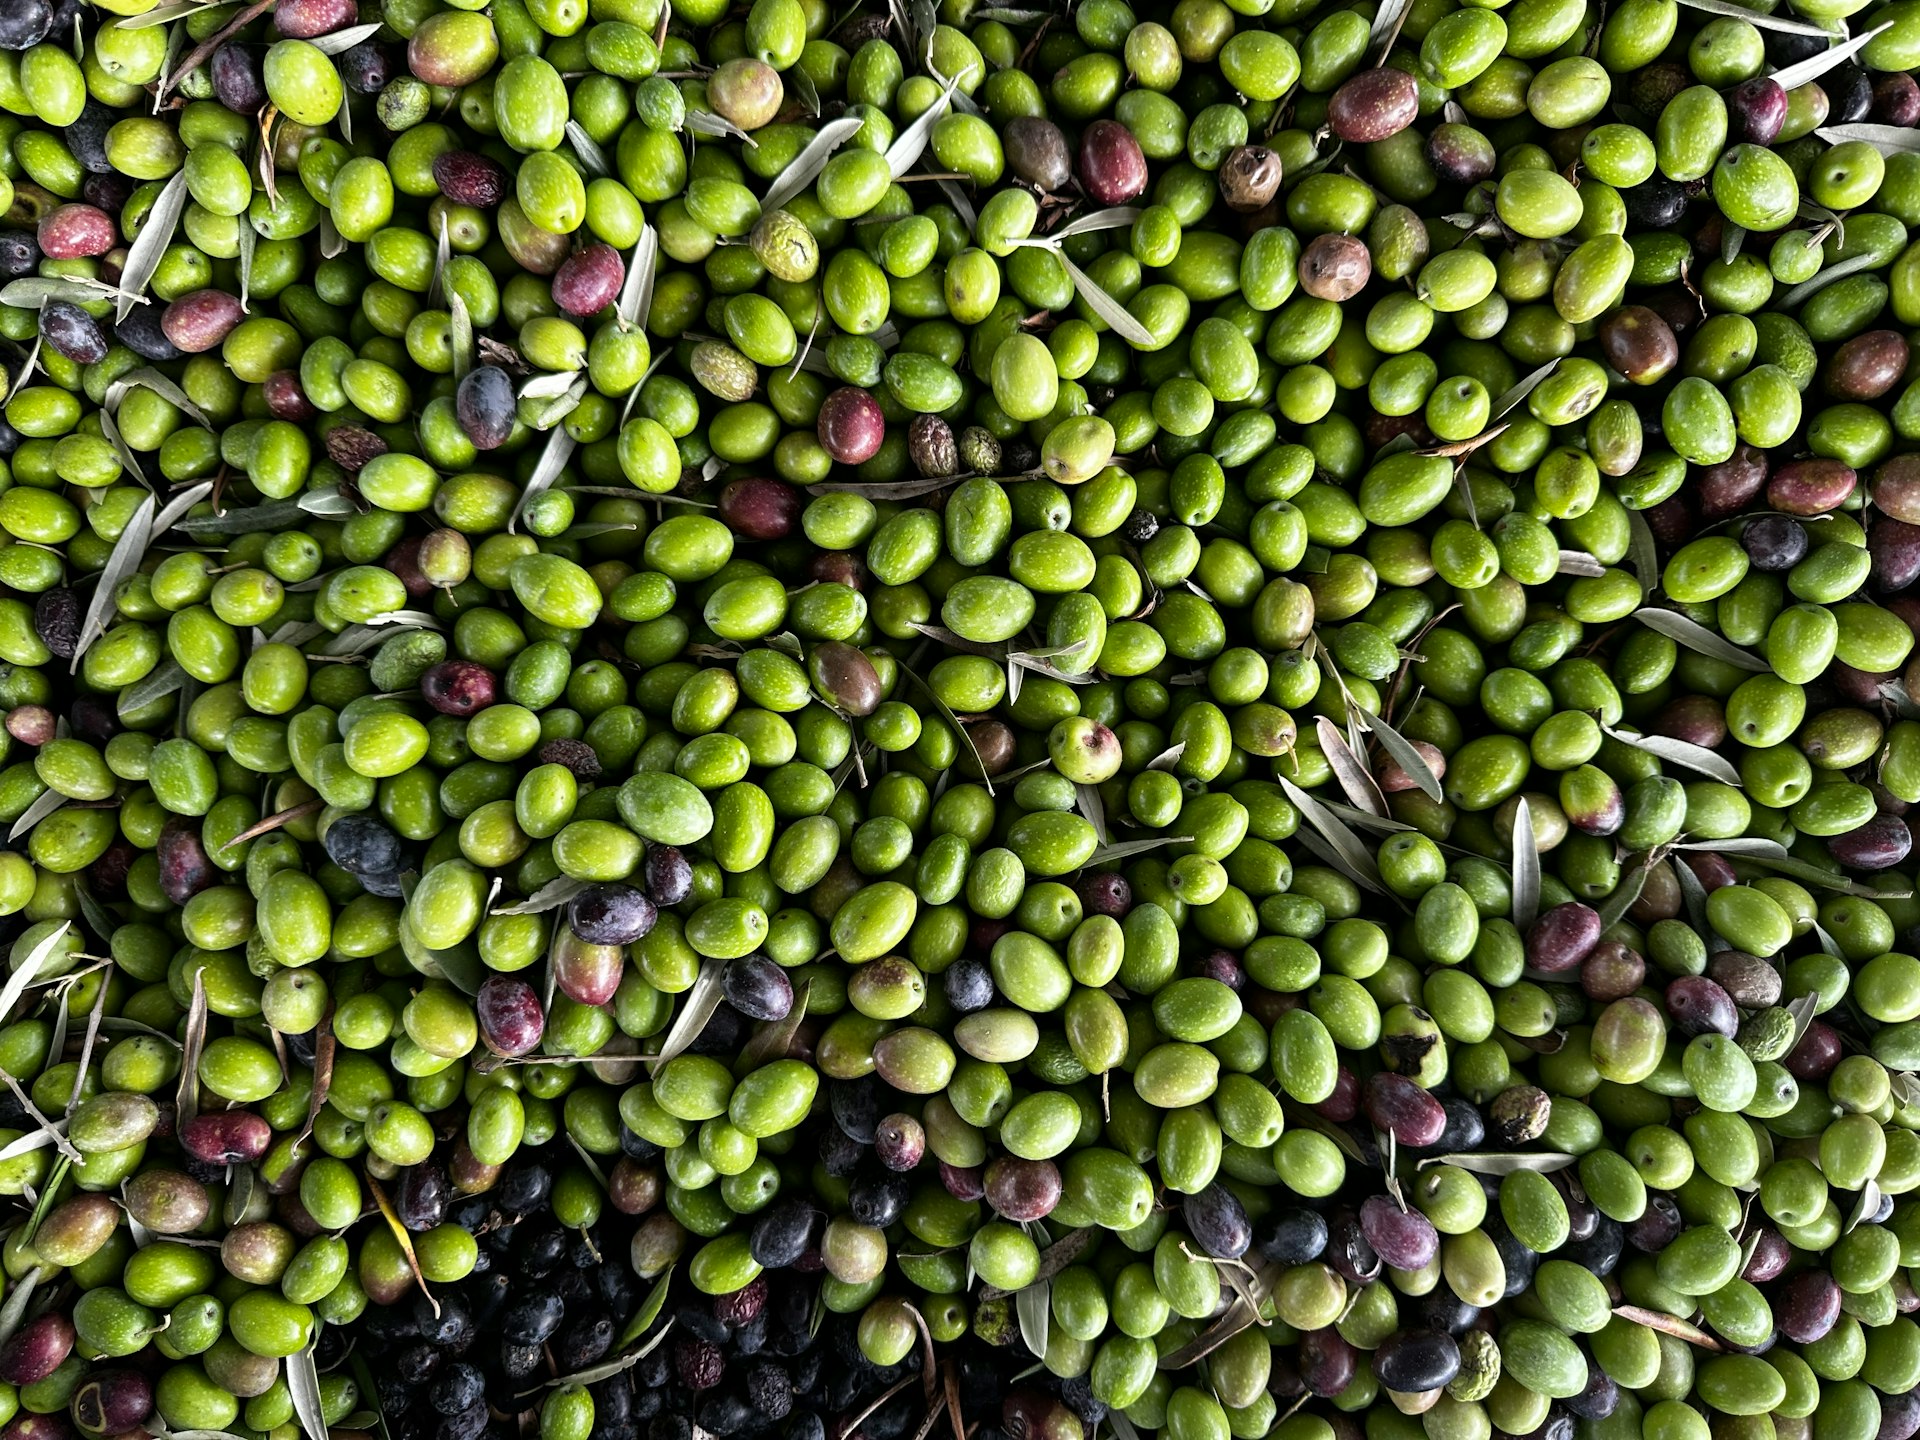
[0,1118,70,1164]
[0,276,142,310]
[1075,783,1110,847]
[1278,775,1386,892]
[1630,607,1769,671]
[565,119,613,179]
[76,478,221,670]
[176,497,306,533]
[319,214,347,259]
[1673,852,1715,943]
[427,209,450,309]
[936,175,977,230]
[685,108,759,144]
[1556,549,1606,577]
[310,19,383,52]
[1602,724,1742,786]
[1844,1175,1884,1234]
[1015,1277,1050,1360]
[6,336,40,403]
[493,876,591,915]
[1419,1151,1576,1174]
[366,1174,441,1317]
[1625,506,1660,594]
[764,114,866,211]
[1354,706,1442,803]
[1146,741,1186,773]
[1777,248,1884,308]
[614,1265,678,1350]
[1047,206,1145,238]
[118,170,190,320]
[1316,715,1387,819]
[649,959,725,1068]
[1746,851,1909,899]
[0,919,72,1029]
[1674,0,1831,32]
[111,366,212,427]
[1511,796,1541,931]
[97,403,149,489]
[1055,249,1158,349]
[510,423,580,534]
[116,0,227,26]
[884,69,963,178]
[1489,357,1561,422]
[296,489,359,518]
[288,1327,328,1440]
[175,968,209,1129]
[117,658,188,717]
[1109,1412,1146,1440]
[1816,121,1920,156]
[0,1266,50,1352]
[1596,854,1652,929]
[1612,1305,1726,1351]
[1769,19,1891,90]
[899,655,1000,797]
[519,368,583,401]
[1086,833,1194,864]
[7,787,67,844]
[1369,0,1417,59]
[617,223,659,332]
[236,222,255,314]
[448,290,474,383]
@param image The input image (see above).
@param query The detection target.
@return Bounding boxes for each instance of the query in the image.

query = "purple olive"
[1364,1072,1445,1147]
[420,659,497,716]
[161,289,245,353]
[1327,67,1419,143]
[37,298,106,364]
[1525,902,1603,974]
[983,1157,1062,1223]
[157,817,218,905]
[1077,120,1147,205]
[432,150,511,207]
[1769,457,1859,515]
[721,953,793,1022]
[36,203,114,260]
[718,476,804,541]
[551,241,625,317]
[644,845,694,906]
[1727,76,1787,144]
[477,975,544,1057]
[1777,1270,1842,1343]
[178,1110,272,1165]
[209,42,267,112]
[0,1314,74,1386]
[454,364,516,450]
[1666,976,1739,1038]
[817,387,884,465]
[874,1114,924,1171]
[1827,812,1915,871]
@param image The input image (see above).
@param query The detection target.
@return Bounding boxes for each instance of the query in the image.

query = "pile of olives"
[2,0,1920,1434]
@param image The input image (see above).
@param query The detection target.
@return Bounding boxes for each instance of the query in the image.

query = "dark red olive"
[432,150,510,208]
[1327,67,1419,143]
[1077,119,1147,205]
[1525,902,1603,974]
[817,387,884,465]
[420,659,497,716]
[476,975,544,1057]
[1727,76,1787,144]
[551,241,625,317]
[178,1110,272,1165]
[718,475,804,541]
[0,1314,74,1386]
